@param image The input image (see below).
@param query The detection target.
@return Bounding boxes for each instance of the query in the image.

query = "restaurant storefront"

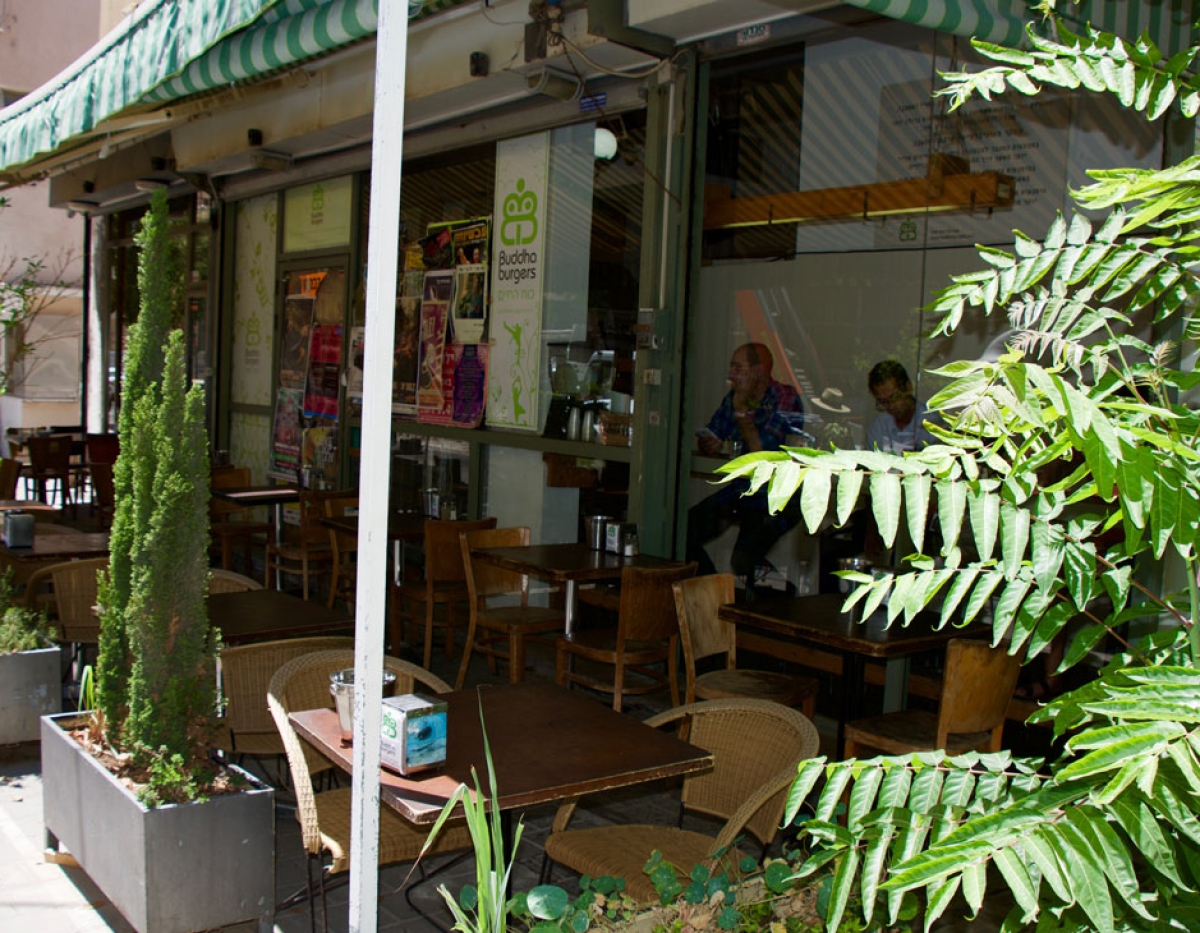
[0,0,1194,574]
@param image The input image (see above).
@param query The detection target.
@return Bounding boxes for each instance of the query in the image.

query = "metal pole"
[348,1,409,930]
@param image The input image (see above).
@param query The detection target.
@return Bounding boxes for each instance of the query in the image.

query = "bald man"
[688,343,804,581]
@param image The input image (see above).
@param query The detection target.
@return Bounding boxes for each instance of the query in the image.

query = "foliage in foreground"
[0,566,53,654]
[715,4,1200,931]
[94,188,215,799]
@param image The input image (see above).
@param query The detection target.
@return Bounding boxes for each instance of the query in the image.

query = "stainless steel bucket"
[329,668,398,742]
[585,515,612,550]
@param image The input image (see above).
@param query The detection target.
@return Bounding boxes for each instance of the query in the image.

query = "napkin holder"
[3,510,35,548]
[380,694,447,775]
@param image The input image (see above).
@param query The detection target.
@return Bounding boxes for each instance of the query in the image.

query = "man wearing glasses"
[866,360,934,453]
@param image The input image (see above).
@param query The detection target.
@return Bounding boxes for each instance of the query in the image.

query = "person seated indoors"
[866,359,936,454]
[687,342,804,582]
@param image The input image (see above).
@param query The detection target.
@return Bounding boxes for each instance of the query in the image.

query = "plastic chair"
[842,638,1022,758]
[673,573,820,719]
[542,698,820,903]
[263,489,334,600]
[394,517,497,669]
[267,649,470,931]
[454,526,565,689]
[209,467,272,573]
[208,568,264,594]
[323,495,359,610]
[555,562,697,712]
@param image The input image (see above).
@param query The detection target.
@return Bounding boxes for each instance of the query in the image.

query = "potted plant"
[702,4,1200,931]
[0,568,59,744]
[40,189,274,933]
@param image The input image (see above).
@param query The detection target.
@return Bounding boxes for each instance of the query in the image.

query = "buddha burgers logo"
[497,178,539,285]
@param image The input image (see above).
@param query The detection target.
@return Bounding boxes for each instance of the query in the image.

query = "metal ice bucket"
[329,668,398,742]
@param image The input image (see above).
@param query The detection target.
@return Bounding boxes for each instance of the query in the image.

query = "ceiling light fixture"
[594,127,618,160]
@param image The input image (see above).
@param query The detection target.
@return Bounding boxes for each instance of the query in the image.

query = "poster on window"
[347,326,365,401]
[304,324,342,418]
[487,132,548,431]
[279,294,314,389]
[269,387,303,480]
[302,425,338,488]
[452,265,488,344]
[393,296,420,415]
[451,343,488,428]
[417,271,453,420]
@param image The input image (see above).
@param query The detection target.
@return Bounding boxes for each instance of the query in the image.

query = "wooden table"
[470,542,681,637]
[0,532,110,585]
[209,588,353,645]
[212,485,300,587]
[0,499,57,512]
[290,681,713,825]
[721,592,983,750]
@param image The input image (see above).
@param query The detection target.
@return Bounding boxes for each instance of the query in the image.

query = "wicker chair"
[393,517,497,669]
[215,636,354,780]
[843,638,1021,758]
[267,649,471,931]
[673,573,820,719]
[543,698,820,903]
[555,562,698,712]
[24,557,106,669]
[454,526,565,689]
[209,568,265,594]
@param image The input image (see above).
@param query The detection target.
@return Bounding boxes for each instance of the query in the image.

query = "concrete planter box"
[41,713,275,933]
[0,647,61,744]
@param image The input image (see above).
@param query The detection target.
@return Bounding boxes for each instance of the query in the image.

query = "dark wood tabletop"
[319,512,426,542]
[290,681,713,824]
[720,592,973,659]
[210,588,353,645]
[0,531,109,561]
[471,542,678,584]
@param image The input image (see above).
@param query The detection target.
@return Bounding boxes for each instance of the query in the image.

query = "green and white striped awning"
[845,0,1198,54]
[0,0,459,175]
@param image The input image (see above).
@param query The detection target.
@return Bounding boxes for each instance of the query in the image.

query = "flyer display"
[393,296,420,415]
[269,387,303,479]
[304,323,342,418]
[417,271,453,421]
[279,294,313,389]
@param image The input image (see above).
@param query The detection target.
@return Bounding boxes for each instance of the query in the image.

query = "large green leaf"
[871,472,903,548]
[968,489,1001,562]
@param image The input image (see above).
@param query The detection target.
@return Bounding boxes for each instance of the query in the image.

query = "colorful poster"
[304,324,342,418]
[347,326,365,400]
[417,271,453,420]
[269,387,303,480]
[452,264,488,344]
[302,425,338,487]
[452,220,489,266]
[279,294,313,389]
[487,132,549,431]
[451,344,488,428]
[393,296,420,415]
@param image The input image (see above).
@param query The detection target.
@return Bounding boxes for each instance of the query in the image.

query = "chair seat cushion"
[478,605,564,633]
[695,670,819,708]
[313,787,472,874]
[843,710,993,755]
[545,824,750,904]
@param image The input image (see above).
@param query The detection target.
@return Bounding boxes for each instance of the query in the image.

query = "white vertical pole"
[348,1,409,930]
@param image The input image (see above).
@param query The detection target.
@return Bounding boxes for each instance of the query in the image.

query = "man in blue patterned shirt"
[688,343,804,580]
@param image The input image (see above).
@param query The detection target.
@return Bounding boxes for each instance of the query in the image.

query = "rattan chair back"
[209,568,264,594]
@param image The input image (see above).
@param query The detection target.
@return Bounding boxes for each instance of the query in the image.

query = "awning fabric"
[0,0,446,175]
[844,0,1198,55]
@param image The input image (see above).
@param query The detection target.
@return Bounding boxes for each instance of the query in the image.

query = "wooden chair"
[454,526,565,689]
[209,568,264,595]
[394,517,497,669]
[25,434,76,513]
[842,638,1022,758]
[209,467,272,573]
[673,573,820,720]
[267,649,470,930]
[264,489,334,601]
[0,456,21,499]
[555,562,698,713]
[542,698,820,903]
[323,494,359,610]
[84,434,119,522]
[215,635,354,778]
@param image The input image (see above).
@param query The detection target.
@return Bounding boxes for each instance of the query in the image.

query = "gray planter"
[40,712,275,933]
[0,647,61,744]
